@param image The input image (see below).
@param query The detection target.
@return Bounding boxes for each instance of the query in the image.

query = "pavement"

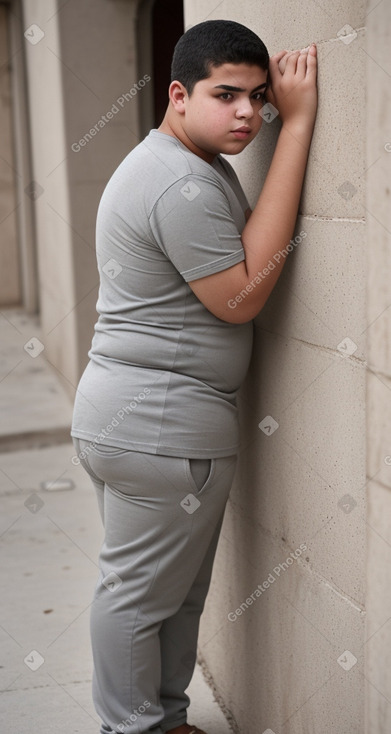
[0,308,232,734]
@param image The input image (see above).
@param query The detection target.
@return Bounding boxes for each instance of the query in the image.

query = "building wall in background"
[0,4,21,306]
[22,0,78,390]
[57,0,142,386]
[184,2,370,732]
[21,0,140,395]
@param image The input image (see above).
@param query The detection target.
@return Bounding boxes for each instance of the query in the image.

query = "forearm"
[188,46,318,325]
[239,122,314,307]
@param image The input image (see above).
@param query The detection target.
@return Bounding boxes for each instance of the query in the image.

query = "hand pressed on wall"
[266,43,318,129]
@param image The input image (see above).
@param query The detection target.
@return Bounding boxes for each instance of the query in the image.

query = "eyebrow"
[213,82,268,93]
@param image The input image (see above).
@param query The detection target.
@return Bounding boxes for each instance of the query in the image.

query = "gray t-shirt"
[71,129,253,458]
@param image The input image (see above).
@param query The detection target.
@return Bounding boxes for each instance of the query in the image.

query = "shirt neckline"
[148,128,223,171]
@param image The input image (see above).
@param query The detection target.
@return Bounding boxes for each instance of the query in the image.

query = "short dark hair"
[171,19,269,96]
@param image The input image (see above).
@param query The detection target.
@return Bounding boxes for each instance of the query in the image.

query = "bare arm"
[189,45,318,324]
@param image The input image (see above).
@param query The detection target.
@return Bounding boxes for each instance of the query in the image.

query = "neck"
[157,109,216,164]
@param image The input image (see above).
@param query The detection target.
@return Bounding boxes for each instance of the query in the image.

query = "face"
[177,63,269,162]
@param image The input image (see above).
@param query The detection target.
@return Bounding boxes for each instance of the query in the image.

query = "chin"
[219,141,252,156]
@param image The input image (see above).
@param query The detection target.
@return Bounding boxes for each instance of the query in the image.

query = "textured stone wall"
[365,0,391,731]
[184,2,369,731]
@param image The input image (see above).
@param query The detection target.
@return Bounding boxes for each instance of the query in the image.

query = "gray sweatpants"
[72,438,237,734]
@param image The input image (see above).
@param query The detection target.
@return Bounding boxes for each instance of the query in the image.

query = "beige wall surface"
[183,2,373,732]
[57,0,142,385]
[21,0,141,397]
[365,0,391,731]
[22,0,77,391]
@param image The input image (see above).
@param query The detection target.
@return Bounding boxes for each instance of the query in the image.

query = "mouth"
[231,127,252,139]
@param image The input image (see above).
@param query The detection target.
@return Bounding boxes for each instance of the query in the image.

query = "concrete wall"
[0,5,21,306]
[22,0,77,391]
[184,2,370,732]
[365,0,391,730]
[21,0,141,397]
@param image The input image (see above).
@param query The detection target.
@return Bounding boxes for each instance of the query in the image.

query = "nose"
[235,96,254,120]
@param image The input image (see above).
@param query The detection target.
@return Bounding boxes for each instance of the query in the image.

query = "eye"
[218,92,233,101]
[252,91,267,103]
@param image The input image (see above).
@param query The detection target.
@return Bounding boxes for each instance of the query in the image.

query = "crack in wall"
[315,27,366,46]
[258,330,367,366]
[301,214,366,223]
[291,336,367,365]
[225,500,365,613]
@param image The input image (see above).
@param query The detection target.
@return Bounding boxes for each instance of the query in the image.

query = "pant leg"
[158,510,225,732]
[72,438,236,734]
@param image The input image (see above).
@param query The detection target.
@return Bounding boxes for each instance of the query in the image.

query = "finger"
[276,50,298,76]
[305,44,318,77]
[284,49,301,74]
[270,49,289,63]
[269,50,290,72]
[295,50,309,79]
[278,58,286,74]
[278,49,299,73]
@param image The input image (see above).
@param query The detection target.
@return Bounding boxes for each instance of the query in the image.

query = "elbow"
[218,300,264,324]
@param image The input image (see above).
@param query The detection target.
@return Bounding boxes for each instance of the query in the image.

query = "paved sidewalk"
[0,309,73,451]
[0,309,232,734]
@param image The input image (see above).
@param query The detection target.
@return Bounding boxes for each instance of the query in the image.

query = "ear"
[168,80,187,114]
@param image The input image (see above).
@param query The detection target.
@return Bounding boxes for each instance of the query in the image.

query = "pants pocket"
[186,458,214,494]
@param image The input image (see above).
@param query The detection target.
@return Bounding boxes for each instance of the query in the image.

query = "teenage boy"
[71,19,317,734]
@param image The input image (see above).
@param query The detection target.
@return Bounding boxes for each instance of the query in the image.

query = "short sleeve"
[149,174,246,282]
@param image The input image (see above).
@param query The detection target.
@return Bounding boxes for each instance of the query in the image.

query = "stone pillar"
[21,0,141,398]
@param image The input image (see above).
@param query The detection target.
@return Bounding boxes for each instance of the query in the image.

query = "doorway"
[137,0,184,137]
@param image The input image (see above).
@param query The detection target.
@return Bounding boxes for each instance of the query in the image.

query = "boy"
[71,19,317,734]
